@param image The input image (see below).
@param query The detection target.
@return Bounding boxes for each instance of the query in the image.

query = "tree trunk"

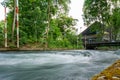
[45,0,50,48]
[12,0,16,43]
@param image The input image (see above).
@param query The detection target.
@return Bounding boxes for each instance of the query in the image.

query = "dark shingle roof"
[81,21,102,36]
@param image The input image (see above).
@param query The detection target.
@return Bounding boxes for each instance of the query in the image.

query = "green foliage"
[83,0,109,25]
[83,0,120,40]
[4,0,83,49]
[0,21,4,47]
[110,8,120,40]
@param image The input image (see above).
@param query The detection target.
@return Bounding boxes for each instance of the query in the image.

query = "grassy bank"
[0,48,83,51]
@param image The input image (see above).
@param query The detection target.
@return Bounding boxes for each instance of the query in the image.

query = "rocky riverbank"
[91,60,120,80]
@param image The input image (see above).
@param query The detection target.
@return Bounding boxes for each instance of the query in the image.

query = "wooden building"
[81,22,110,44]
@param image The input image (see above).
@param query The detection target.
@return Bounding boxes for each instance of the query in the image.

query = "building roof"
[81,21,102,36]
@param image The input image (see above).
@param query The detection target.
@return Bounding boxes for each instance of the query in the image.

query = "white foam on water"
[0,50,120,80]
[0,50,119,67]
[0,52,91,67]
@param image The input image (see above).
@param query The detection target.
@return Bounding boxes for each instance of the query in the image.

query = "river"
[0,50,120,80]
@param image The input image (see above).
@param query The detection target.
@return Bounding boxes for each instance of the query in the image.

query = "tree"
[6,0,80,48]
[83,0,109,34]
[0,21,4,47]
[110,8,120,40]
[83,0,120,40]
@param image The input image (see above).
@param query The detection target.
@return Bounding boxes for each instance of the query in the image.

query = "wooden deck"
[84,41,120,49]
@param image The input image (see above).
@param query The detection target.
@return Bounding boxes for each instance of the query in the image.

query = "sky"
[0,0,4,21]
[0,0,86,33]
[69,0,86,33]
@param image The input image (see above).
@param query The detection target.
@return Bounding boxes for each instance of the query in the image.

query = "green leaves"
[29,0,36,3]
[83,0,120,40]
[5,0,82,48]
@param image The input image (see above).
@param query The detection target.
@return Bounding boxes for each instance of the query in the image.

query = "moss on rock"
[91,60,120,80]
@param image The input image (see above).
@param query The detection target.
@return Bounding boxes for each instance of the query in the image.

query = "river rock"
[91,60,120,80]
[97,76,107,80]
[112,76,120,80]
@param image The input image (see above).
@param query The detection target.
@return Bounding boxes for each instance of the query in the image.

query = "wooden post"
[85,35,86,49]
[16,0,19,48]
[77,36,78,48]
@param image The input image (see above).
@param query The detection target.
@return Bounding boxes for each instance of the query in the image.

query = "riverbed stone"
[97,76,107,80]
[91,60,120,80]
[112,76,120,80]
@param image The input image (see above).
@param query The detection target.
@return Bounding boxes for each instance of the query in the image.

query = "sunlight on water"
[0,50,120,80]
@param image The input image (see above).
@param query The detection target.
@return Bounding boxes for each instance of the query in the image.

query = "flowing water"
[0,50,120,80]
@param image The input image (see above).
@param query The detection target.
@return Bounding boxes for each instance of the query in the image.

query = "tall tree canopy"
[5,0,82,48]
[83,0,120,40]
